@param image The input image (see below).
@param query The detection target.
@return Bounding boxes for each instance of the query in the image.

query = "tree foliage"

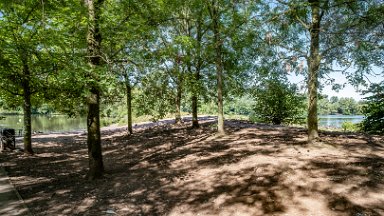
[0,0,382,178]
[361,81,384,134]
[264,0,383,142]
[318,95,363,115]
[251,72,306,125]
[0,0,74,154]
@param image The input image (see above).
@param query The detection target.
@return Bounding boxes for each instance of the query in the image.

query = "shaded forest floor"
[1,118,384,216]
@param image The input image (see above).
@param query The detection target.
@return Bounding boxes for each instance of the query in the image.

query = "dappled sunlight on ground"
[1,119,384,215]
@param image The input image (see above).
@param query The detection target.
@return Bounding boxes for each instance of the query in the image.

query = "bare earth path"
[0,119,383,215]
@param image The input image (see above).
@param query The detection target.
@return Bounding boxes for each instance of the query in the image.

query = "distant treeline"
[318,96,365,116]
[1,95,365,119]
[0,101,57,115]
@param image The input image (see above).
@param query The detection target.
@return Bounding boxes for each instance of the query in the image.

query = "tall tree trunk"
[307,0,321,143]
[191,92,199,128]
[216,60,225,135]
[191,69,199,128]
[126,80,133,134]
[191,10,204,129]
[22,62,33,155]
[210,1,225,134]
[175,81,182,124]
[85,0,104,180]
[87,87,103,179]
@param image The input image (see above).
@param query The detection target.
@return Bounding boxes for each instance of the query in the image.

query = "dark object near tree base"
[0,128,16,151]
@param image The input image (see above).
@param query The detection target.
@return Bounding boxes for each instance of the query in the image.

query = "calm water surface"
[318,115,364,128]
[0,115,86,133]
[0,114,364,133]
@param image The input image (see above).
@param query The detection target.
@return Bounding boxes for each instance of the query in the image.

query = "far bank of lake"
[318,115,364,128]
[1,114,365,134]
[0,115,86,134]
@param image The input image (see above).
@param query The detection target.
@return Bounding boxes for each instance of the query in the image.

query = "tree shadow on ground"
[1,119,383,215]
[307,153,384,215]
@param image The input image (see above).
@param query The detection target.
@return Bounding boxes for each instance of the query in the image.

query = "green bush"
[361,82,384,134]
[341,121,358,132]
[251,76,306,125]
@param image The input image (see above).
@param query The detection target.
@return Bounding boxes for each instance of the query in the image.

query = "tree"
[318,95,330,115]
[306,0,321,141]
[337,97,358,115]
[135,69,175,121]
[83,0,104,180]
[206,0,225,134]
[189,0,207,128]
[204,0,256,134]
[0,0,67,154]
[361,81,384,134]
[157,33,189,124]
[102,0,160,134]
[252,71,305,125]
[267,0,380,142]
[158,0,210,128]
[123,66,134,134]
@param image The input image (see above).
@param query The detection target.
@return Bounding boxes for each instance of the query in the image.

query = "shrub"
[341,121,358,132]
[361,82,384,134]
[251,77,306,125]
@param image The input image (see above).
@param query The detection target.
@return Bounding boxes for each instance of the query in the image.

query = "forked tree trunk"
[85,0,104,180]
[307,0,321,143]
[22,62,34,155]
[126,81,133,134]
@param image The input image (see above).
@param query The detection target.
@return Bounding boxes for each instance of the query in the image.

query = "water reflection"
[0,114,365,133]
[318,115,364,128]
[0,115,86,133]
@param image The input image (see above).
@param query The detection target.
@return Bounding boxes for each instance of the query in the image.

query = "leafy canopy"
[361,81,384,134]
[251,71,306,125]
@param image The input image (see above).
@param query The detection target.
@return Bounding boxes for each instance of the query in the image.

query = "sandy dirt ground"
[0,118,383,216]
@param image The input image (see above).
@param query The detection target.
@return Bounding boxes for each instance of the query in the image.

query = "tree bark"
[22,62,34,155]
[210,1,225,135]
[85,0,104,180]
[191,93,199,128]
[307,0,321,143]
[175,80,182,124]
[216,52,225,135]
[87,87,103,179]
[126,80,133,134]
[191,10,204,129]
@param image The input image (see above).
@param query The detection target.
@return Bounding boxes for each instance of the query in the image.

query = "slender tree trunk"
[210,1,225,134]
[307,0,321,143]
[85,0,104,180]
[126,80,133,134]
[216,62,225,135]
[22,62,33,155]
[190,69,199,128]
[191,93,199,128]
[191,11,203,129]
[175,80,182,124]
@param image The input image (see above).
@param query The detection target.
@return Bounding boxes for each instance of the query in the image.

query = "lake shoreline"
[2,114,366,135]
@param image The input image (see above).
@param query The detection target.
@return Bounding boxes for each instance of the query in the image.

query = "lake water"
[0,114,365,133]
[318,115,364,128]
[0,115,86,133]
